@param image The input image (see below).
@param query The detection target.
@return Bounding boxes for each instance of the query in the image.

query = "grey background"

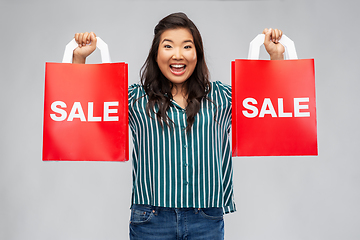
[1,0,359,239]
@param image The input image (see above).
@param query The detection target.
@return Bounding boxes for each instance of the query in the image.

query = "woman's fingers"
[262,28,285,59]
[263,28,283,43]
[264,28,272,44]
[74,32,95,47]
[76,32,84,47]
[72,32,97,63]
[89,32,97,46]
[273,29,283,43]
[82,32,89,46]
[75,33,80,46]
[74,33,78,44]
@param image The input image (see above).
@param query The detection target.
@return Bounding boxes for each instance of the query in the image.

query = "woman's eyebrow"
[162,39,173,44]
[183,40,194,44]
[161,39,194,44]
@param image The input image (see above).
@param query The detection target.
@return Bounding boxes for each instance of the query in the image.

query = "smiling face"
[156,28,197,90]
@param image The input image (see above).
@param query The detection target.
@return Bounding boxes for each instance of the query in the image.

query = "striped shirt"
[128,81,235,214]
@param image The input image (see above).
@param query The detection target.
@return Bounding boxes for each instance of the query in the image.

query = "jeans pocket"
[199,207,224,220]
[130,205,154,224]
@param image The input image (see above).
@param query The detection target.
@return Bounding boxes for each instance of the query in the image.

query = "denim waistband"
[131,204,222,214]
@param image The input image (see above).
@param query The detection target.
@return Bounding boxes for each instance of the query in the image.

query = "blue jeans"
[129,204,224,240]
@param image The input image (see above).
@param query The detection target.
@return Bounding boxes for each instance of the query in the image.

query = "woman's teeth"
[171,64,185,68]
[170,64,186,73]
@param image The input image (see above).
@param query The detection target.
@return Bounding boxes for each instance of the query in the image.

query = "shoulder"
[128,83,145,104]
[129,83,142,92]
[209,81,231,102]
[129,83,146,95]
[211,81,231,92]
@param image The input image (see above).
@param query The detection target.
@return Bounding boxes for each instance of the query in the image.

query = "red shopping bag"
[232,34,317,156]
[43,38,129,161]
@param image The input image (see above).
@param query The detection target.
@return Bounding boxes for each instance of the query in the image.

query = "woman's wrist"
[72,54,86,64]
[270,53,284,60]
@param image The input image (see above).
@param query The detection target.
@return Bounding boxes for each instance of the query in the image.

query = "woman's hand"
[73,32,97,64]
[262,28,285,60]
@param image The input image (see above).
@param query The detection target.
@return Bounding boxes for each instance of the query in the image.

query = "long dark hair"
[140,12,211,132]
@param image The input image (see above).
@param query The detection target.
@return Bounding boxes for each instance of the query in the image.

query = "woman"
[73,12,284,240]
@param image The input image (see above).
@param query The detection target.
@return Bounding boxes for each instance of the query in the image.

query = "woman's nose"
[172,48,183,60]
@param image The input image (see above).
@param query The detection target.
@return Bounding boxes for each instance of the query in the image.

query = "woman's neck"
[171,84,188,109]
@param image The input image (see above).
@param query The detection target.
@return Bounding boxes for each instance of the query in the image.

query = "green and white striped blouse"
[128,81,235,214]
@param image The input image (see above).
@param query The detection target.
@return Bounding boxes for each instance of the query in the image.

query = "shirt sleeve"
[128,83,141,107]
[212,81,232,131]
[213,81,232,105]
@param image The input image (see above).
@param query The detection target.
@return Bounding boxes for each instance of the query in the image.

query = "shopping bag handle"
[62,37,111,63]
[248,34,298,60]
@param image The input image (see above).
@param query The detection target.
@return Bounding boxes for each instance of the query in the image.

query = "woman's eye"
[184,45,192,49]
[164,45,172,48]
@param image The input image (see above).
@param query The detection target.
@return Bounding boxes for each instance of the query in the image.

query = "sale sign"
[43,38,129,161]
[232,35,318,157]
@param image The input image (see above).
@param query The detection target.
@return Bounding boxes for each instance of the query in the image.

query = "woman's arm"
[262,28,285,60]
[72,32,97,64]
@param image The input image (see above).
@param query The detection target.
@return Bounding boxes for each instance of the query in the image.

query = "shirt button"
[184,181,188,185]
[184,145,188,148]
[184,163,188,167]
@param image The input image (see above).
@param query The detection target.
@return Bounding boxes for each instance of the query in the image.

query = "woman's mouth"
[170,64,186,75]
